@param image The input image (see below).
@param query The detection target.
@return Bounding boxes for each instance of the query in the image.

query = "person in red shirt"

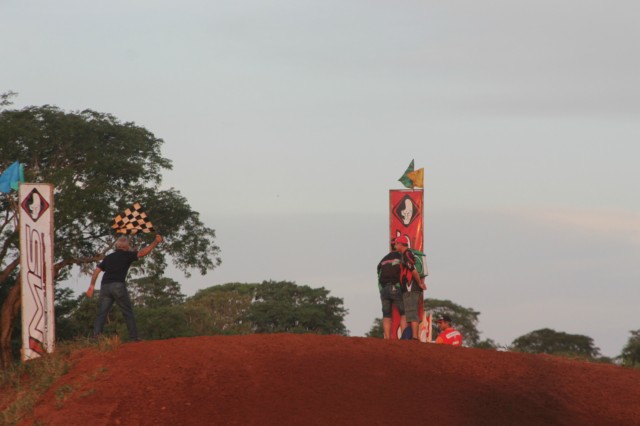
[434,314,463,346]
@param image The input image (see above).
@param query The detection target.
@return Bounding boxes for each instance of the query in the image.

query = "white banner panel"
[19,183,55,361]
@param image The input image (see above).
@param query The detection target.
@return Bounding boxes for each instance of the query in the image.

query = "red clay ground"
[15,334,640,426]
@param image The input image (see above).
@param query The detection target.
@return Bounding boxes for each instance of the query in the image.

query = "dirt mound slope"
[19,334,640,426]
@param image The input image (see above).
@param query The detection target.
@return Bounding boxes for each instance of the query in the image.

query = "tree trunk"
[0,281,21,370]
[0,254,107,370]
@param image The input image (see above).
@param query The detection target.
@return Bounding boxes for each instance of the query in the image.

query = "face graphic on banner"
[401,199,413,225]
[28,194,42,220]
[20,189,49,222]
[393,195,419,227]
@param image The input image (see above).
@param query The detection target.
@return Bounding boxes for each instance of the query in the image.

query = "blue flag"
[0,161,25,193]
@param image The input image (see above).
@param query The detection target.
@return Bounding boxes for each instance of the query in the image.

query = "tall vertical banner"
[389,189,424,339]
[19,183,55,361]
[390,190,424,251]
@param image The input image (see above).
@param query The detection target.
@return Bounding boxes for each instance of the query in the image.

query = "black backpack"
[377,252,401,285]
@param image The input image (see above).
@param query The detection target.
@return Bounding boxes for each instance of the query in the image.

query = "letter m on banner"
[19,183,56,361]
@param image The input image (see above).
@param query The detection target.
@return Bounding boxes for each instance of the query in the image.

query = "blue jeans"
[93,281,138,340]
[380,285,404,318]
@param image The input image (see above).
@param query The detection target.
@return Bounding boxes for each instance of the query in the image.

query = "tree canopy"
[189,281,348,335]
[247,281,348,335]
[620,329,640,368]
[0,104,221,277]
[186,282,256,335]
[0,101,221,367]
[51,280,348,342]
[365,318,384,338]
[511,328,601,359]
[128,277,186,309]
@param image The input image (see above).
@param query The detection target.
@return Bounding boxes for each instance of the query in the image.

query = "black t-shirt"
[98,250,139,284]
[377,251,402,285]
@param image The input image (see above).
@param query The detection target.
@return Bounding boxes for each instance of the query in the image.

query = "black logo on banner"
[393,195,420,227]
[21,189,49,222]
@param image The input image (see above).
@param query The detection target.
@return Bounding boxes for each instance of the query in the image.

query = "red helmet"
[394,235,410,246]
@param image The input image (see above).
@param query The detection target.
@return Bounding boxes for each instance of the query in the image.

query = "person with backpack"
[377,240,407,339]
[394,235,426,340]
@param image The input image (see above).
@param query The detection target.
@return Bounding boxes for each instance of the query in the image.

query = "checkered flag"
[112,202,155,235]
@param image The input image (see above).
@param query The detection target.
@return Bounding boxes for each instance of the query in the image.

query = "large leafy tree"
[0,91,16,108]
[620,329,640,368]
[65,281,347,339]
[185,283,256,335]
[511,328,601,359]
[128,277,186,309]
[53,287,90,341]
[0,102,221,368]
[365,318,384,338]
[247,280,348,335]
[54,288,199,342]
[54,281,347,341]
[187,281,348,335]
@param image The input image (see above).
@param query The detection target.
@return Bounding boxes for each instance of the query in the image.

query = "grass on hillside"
[0,336,121,426]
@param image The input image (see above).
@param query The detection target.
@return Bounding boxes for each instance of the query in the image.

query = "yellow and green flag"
[398,160,415,188]
[407,168,424,188]
[398,160,424,188]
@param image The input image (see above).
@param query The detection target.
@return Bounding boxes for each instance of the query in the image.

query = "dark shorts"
[402,291,422,322]
[380,285,404,318]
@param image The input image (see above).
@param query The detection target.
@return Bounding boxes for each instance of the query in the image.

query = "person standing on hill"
[377,239,407,339]
[395,235,426,340]
[86,234,163,341]
[434,314,463,346]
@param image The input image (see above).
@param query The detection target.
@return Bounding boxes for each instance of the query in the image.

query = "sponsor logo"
[20,188,49,222]
[392,195,420,227]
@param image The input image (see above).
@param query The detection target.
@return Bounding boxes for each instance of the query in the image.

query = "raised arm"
[137,234,163,258]
[86,267,103,298]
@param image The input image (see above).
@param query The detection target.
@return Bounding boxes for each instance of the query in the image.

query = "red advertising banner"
[389,189,425,339]
[389,190,424,252]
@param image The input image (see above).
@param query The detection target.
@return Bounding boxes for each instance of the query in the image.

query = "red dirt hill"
[18,334,640,426]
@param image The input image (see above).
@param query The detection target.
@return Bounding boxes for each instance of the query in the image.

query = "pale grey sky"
[2,0,639,356]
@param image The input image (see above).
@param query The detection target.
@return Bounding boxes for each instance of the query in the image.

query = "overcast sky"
[2,0,639,356]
